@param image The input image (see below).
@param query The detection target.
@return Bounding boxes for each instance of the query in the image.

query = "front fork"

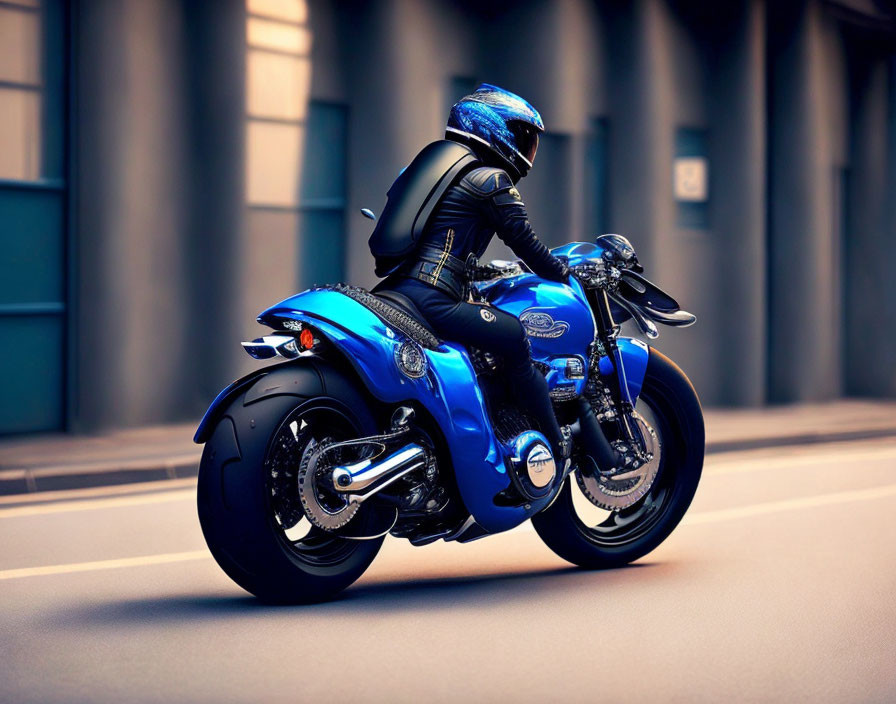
[587,288,644,457]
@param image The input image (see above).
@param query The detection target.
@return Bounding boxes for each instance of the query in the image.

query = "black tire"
[531,348,704,569]
[196,360,385,603]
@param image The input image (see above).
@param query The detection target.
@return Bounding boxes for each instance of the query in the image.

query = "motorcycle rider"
[371,84,572,463]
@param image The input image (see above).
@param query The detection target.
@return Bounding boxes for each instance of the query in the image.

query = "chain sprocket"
[297,437,360,530]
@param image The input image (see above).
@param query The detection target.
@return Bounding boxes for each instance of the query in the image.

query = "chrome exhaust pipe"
[331,443,425,500]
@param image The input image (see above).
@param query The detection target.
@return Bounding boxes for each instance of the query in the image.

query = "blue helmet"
[446,83,544,181]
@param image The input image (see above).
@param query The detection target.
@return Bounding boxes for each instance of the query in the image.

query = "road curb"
[2,426,895,497]
[0,459,199,496]
[706,427,896,454]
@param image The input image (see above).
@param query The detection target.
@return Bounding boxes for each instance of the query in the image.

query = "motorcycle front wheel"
[197,361,384,603]
[531,348,704,569]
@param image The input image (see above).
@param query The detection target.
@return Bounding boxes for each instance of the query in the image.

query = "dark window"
[244,0,311,206]
[0,0,67,434]
[298,102,349,287]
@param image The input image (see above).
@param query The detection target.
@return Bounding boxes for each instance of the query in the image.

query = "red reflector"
[300,328,314,350]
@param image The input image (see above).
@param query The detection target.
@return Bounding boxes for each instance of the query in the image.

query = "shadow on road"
[52,562,669,629]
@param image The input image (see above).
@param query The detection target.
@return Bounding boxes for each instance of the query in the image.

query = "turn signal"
[300,328,314,350]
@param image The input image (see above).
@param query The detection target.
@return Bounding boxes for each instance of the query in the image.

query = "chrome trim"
[395,340,428,379]
[575,411,661,511]
[565,357,585,379]
[643,307,697,327]
[390,406,415,429]
[608,293,659,339]
[525,442,555,488]
[331,444,426,500]
[241,334,301,359]
[509,431,557,495]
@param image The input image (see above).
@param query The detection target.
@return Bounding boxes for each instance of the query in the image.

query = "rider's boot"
[510,360,573,465]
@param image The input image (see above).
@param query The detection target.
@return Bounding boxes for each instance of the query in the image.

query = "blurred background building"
[1,0,895,435]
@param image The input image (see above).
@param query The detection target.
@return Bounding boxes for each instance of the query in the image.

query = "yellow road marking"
[0,489,195,518]
[0,550,209,581]
[3,483,896,582]
[0,478,197,506]
[1,439,892,517]
[706,445,896,476]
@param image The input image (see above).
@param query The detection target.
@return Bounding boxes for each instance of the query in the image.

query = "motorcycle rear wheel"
[531,348,704,569]
[197,361,384,603]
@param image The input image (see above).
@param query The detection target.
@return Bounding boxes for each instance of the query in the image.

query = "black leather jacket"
[402,166,568,298]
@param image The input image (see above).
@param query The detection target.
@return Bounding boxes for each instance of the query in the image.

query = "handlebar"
[570,261,618,289]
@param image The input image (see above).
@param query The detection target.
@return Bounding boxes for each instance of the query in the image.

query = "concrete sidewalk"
[1,399,894,495]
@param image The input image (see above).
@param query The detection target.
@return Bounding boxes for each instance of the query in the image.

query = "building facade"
[1,0,894,435]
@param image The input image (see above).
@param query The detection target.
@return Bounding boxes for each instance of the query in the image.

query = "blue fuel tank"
[482,275,596,397]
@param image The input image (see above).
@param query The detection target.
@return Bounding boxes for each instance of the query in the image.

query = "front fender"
[597,337,650,403]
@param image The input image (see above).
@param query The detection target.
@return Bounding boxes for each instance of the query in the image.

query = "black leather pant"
[388,278,564,453]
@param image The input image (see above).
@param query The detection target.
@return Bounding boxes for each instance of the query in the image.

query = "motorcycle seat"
[317,283,442,350]
[373,290,438,337]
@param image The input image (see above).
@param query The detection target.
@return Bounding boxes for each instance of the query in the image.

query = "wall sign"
[674,127,710,228]
[674,157,708,202]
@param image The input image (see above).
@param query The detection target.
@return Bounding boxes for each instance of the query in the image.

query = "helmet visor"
[525,132,539,164]
[510,122,540,166]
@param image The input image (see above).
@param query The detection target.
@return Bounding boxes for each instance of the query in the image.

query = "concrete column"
[766,0,842,402]
[708,0,767,406]
[73,0,191,430]
[181,0,248,407]
[845,53,896,396]
[605,0,675,272]
[605,1,733,401]
[477,0,602,247]
[73,0,248,430]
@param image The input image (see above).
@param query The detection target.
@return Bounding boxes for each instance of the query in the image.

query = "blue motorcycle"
[194,234,704,603]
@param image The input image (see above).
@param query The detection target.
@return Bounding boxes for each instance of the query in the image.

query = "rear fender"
[194,369,268,444]
[193,362,351,444]
[254,288,553,533]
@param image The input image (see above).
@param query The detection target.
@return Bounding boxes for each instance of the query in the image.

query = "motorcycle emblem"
[525,443,556,488]
[395,341,427,379]
[520,309,569,339]
[479,307,496,323]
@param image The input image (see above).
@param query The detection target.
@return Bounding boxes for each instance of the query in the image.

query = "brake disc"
[576,412,661,511]
[297,437,360,530]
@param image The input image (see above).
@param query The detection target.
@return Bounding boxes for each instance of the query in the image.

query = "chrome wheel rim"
[575,411,661,510]
[264,404,365,567]
[569,396,677,548]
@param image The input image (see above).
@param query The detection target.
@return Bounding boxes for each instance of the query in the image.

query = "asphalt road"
[1,437,895,703]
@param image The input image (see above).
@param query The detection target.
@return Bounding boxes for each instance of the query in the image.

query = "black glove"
[558,263,571,284]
